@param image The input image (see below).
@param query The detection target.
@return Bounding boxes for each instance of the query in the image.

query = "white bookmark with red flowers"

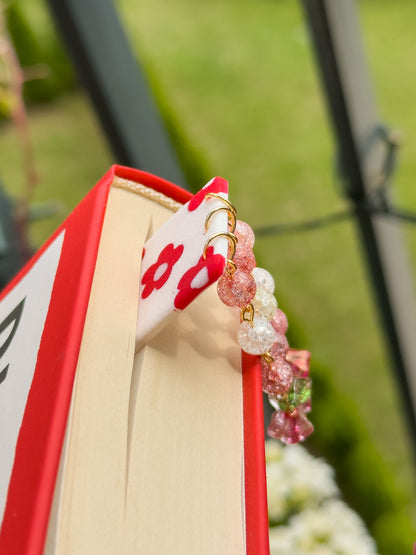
[135,177,230,350]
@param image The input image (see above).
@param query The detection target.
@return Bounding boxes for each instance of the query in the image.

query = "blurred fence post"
[300,0,416,455]
[46,0,188,188]
[0,184,31,287]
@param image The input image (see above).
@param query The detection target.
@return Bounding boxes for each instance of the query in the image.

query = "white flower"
[269,500,379,555]
[267,461,293,521]
[269,525,296,555]
[265,438,284,463]
[285,445,338,506]
[266,440,339,521]
[265,440,378,554]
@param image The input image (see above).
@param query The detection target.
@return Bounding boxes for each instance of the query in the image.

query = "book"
[0,165,269,555]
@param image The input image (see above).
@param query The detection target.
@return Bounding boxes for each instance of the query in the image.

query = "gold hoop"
[225,259,237,277]
[240,304,254,325]
[261,352,274,365]
[205,206,237,233]
[206,193,237,216]
[203,231,237,260]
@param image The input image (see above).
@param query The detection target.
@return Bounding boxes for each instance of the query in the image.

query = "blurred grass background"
[0,0,415,551]
[117,0,416,504]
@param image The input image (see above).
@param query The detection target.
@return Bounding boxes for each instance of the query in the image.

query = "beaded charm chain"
[207,195,313,444]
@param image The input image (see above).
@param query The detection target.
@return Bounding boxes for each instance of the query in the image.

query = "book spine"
[0,171,112,555]
[242,351,270,555]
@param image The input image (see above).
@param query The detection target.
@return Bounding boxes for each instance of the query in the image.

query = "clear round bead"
[237,317,277,355]
[251,267,275,293]
[252,286,278,320]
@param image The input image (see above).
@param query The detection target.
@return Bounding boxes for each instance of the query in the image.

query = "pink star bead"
[234,219,255,248]
[286,349,311,378]
[267,410,293,442]
[271,309,288,335]
[267,408,314,444]
[217,270,256,308]
[291,410,314,442]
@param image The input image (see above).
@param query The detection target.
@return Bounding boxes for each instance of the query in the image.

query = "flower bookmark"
[135,177,230,350]
[136,176,314,444]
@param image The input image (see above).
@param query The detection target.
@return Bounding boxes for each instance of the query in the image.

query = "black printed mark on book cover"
[0,298,25,385]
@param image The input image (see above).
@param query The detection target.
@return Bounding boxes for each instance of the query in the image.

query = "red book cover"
[0,166,269,555]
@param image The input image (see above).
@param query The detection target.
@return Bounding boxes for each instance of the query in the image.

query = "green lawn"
[1,0,415,538]
[0,93,112,244]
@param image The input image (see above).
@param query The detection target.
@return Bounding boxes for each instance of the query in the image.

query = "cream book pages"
[45,180,245,554]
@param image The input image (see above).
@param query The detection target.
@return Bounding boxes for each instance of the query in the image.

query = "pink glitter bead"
[261,359,293,396]
[267,409,313,444]
[234,219,255,248]
[217,270,256,308]
[271,309,288,335]
[232,244,256,272]
[261,353,285,378]
[270,333,289,359]
[261,353,285,377]
[286,349,311,378]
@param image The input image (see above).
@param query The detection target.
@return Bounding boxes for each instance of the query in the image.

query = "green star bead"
[278,377,312,412]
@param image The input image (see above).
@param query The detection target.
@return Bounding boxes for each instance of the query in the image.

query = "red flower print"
[141,243,184,299]
[187,177,228,212]
[174,246,225,310]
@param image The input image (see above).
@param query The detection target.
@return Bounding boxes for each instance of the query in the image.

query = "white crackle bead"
[252,267,275,293]
[237,316,277,355]
[252,286,278,320]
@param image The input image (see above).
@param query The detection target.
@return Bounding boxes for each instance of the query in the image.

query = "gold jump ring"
[205,207,237,233]
[261,352,274,365]
[203,231,237,260]
[225,259,237,277]
[240,304,255,325]
[206,193,237,216]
